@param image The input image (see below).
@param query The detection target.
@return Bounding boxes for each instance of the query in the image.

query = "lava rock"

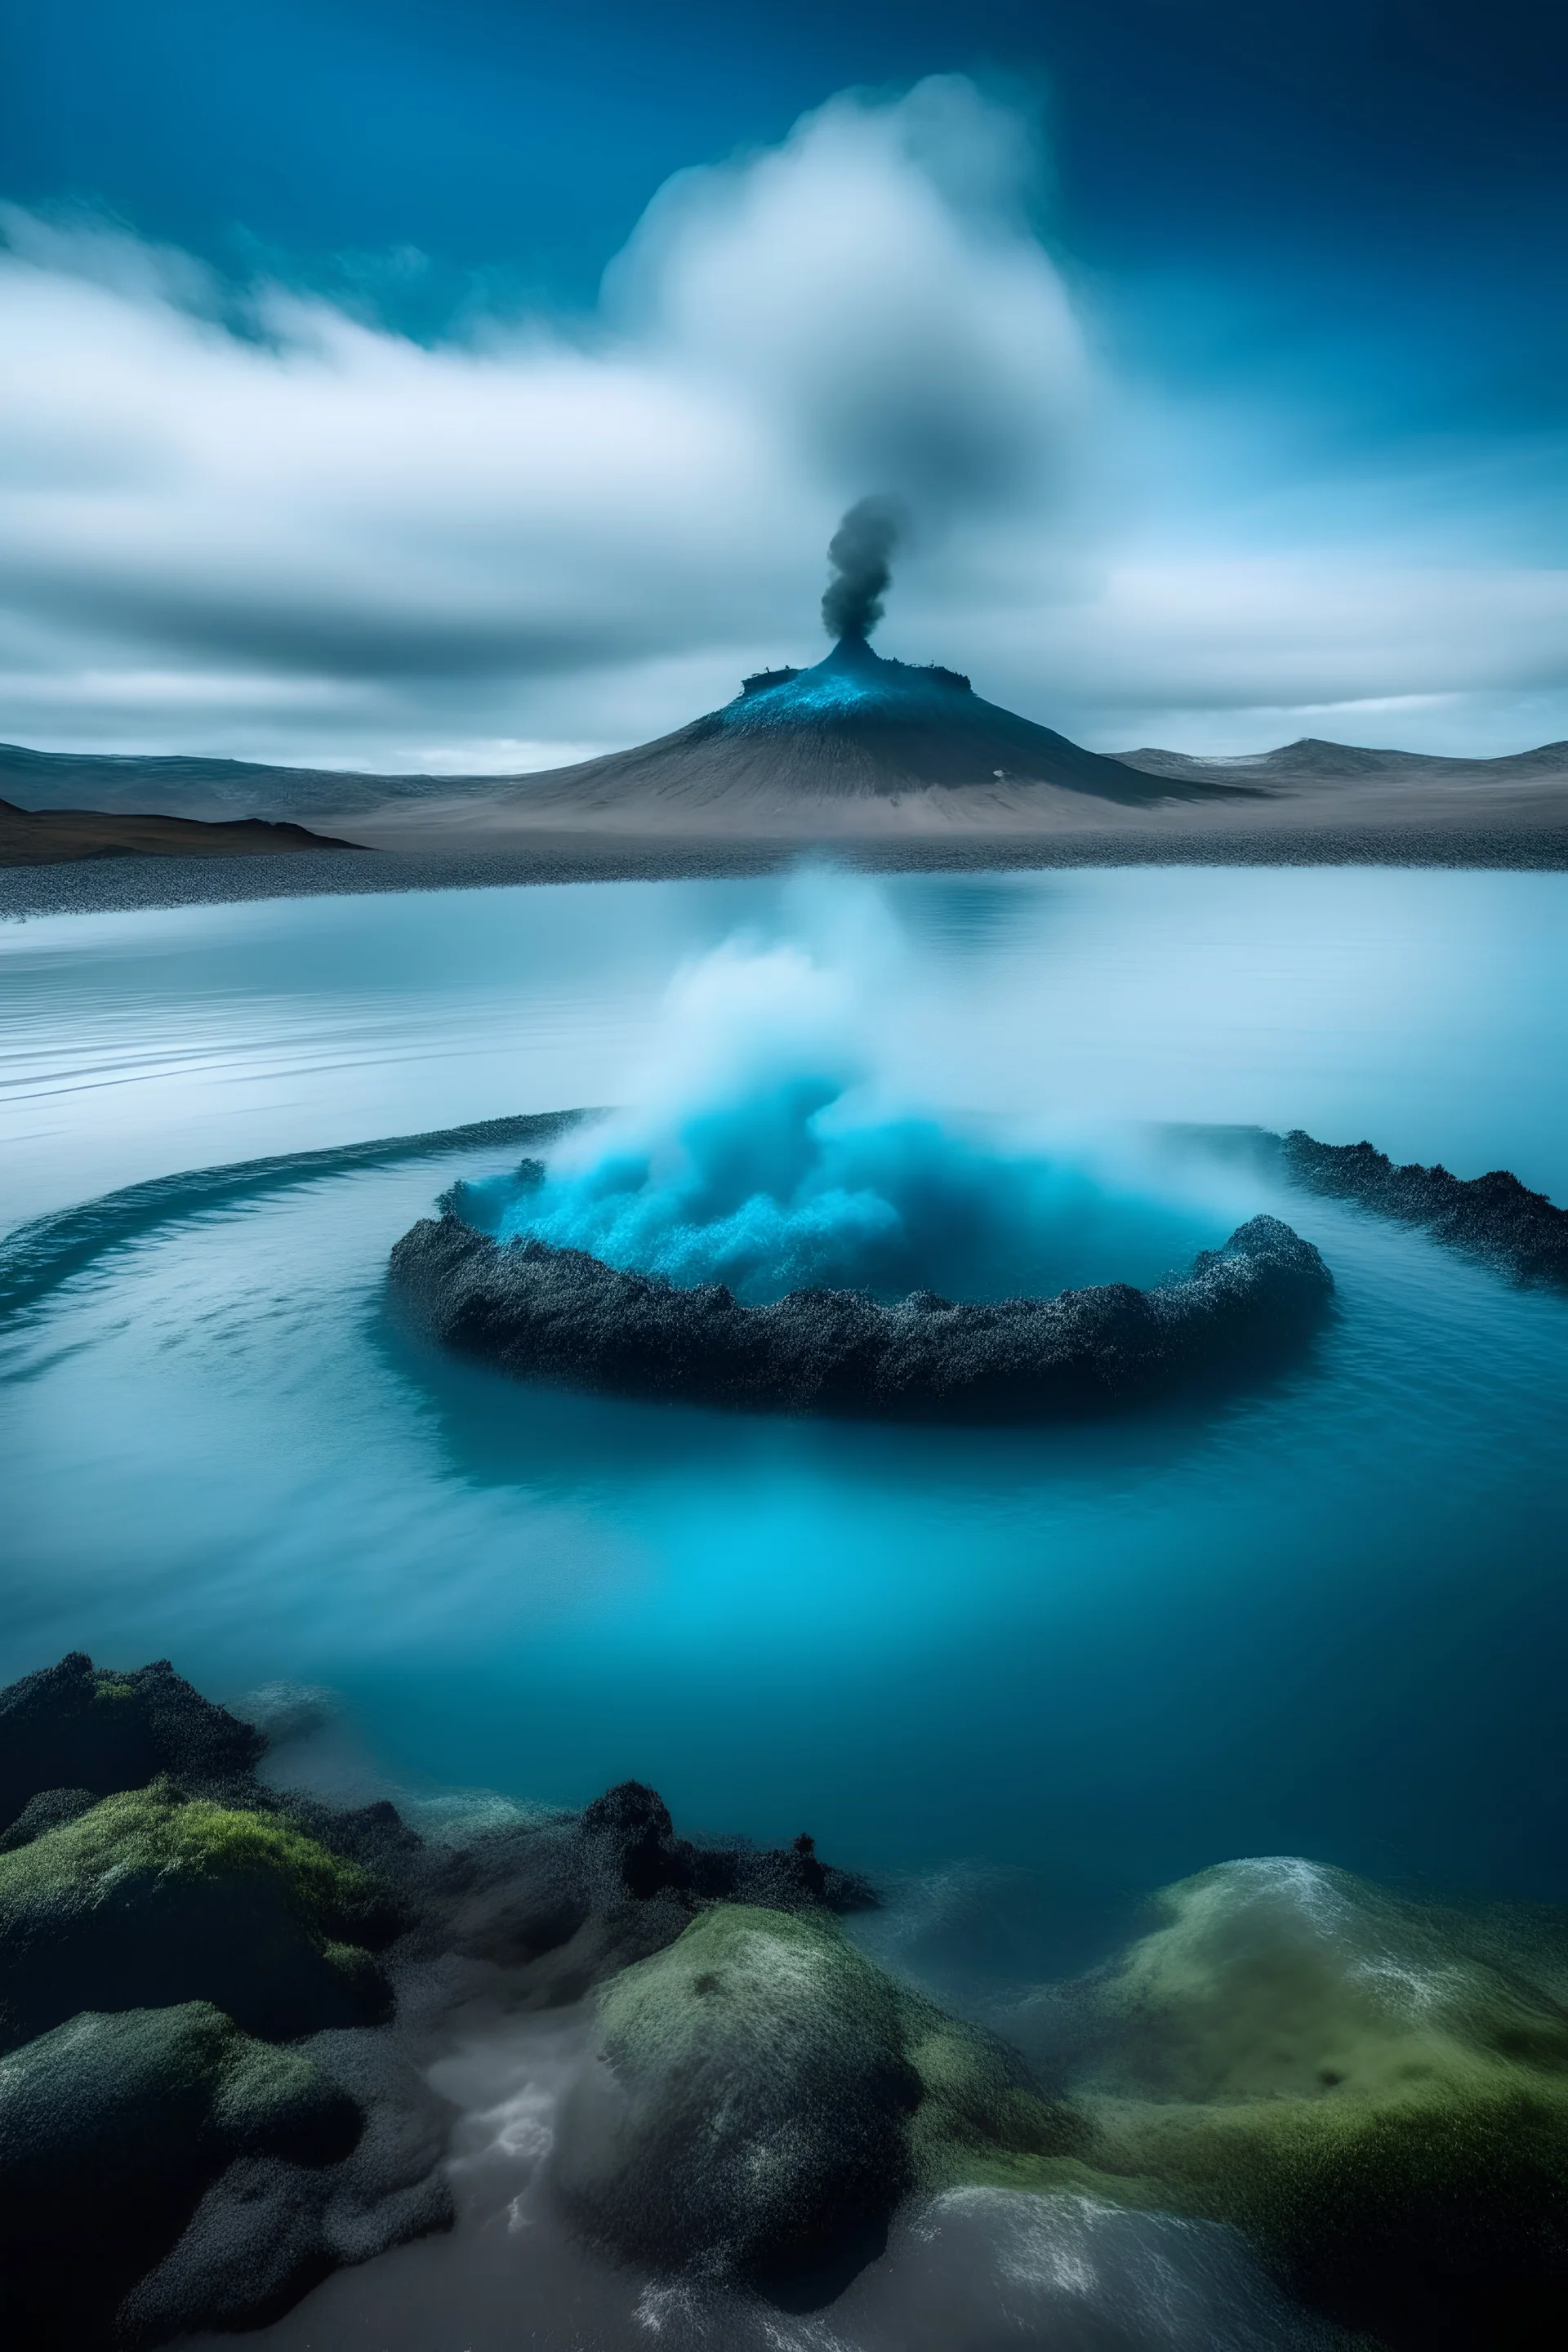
[551,1903,1079,2305]
[1279,1129,1568,1286]
[114,2025,457,2347]
[0,1651,904,2343]
[0,2002,360,2347]
[581,1779,876,1912]
[0,1784,392,2051]
[0,1651,264,1833]
[389,1211,1333,1420]
[0,1784,100,1850]
[425,1782,876,2015]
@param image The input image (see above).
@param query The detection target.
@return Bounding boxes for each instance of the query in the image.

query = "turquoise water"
[2,867,1566,1967]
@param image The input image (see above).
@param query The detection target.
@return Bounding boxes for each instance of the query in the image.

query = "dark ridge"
[1278,1130,1568,1288]
[0,739,453,822]
[578,1779,874,1916]
[387,1211,1333,1421]
[1116,736,1568,786]
[0,1652,265,1828]
[0,795,360,869]
[0,1111,591,1319]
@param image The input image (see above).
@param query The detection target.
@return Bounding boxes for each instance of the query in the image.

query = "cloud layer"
[1,77,1565,768]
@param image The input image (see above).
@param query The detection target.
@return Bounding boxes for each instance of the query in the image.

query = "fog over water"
[8,864,1568,1223]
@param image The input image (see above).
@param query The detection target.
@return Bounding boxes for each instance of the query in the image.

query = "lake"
[3,864,1566,1974]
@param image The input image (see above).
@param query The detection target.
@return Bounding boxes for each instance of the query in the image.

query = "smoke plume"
[822,496,906,641]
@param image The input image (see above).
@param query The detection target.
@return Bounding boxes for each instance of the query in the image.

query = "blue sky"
[0,0,1564,766]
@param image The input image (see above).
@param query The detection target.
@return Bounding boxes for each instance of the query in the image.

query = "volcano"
[446,632,1248,835]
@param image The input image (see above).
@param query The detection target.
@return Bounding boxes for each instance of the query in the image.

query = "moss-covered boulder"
[1072,1858,1568,2348]
[0,1784,391,2051]
[552,1903,1079,2304]
[0,1652,263,1829]
[0,2001,360,2345]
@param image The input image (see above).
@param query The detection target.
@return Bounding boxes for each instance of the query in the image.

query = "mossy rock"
[0,1784,391,2051]
[0,2001,360,2345]
[1073,1859,1568,2348]
[552,1903,1080,2304]
[0,1652,264,1829]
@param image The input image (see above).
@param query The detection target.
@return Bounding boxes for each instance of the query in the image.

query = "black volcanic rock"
[581,1779,874,1914]
[388,1210,1332,1419]
[1278,1130,1568,1287]
[0,2002,363,2347]
[0,1652,265,1829]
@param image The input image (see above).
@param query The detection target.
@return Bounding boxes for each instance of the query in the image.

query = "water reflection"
[3,867,1568,1958]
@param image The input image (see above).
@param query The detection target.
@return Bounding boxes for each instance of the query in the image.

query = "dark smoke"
[822,496,906,641]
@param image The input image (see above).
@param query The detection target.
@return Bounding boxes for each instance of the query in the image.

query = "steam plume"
[822,496,906,641]
[453,879,1227,1305]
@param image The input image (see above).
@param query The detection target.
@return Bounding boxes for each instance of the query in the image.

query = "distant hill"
[0,742,449,822]
[0,797,358,867]
[1116,736,1568,786]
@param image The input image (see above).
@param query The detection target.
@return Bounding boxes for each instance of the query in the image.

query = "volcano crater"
[387,1209,1333,1421]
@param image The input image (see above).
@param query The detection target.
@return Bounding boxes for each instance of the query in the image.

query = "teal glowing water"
[2,868,1566,1965]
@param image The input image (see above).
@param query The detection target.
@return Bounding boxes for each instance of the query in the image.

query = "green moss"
[1097,2061,1568,2225]
[0,1784,371,1929]
[0,1784,391,2047]
[595,1902,905,2070]
[559,1902,1086,2289]
[593,1904,1086,2188]
[207,2026,363,2161]
[593,1904,1080,2180]
[558,1904,918,2283]
[1067,1859,1568,2345]
[902,2002,1083,2189]
[91,1678,137,1703]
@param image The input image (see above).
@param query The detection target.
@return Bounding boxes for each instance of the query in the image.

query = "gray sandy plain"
[4,725,1568,920]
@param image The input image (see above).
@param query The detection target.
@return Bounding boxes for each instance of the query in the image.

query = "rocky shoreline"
[3,1653,1568,2347]
[0,1654,880,2345]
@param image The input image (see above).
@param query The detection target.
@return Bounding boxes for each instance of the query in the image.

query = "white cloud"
[954,559,1568,753]
[0,78,1565,768]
